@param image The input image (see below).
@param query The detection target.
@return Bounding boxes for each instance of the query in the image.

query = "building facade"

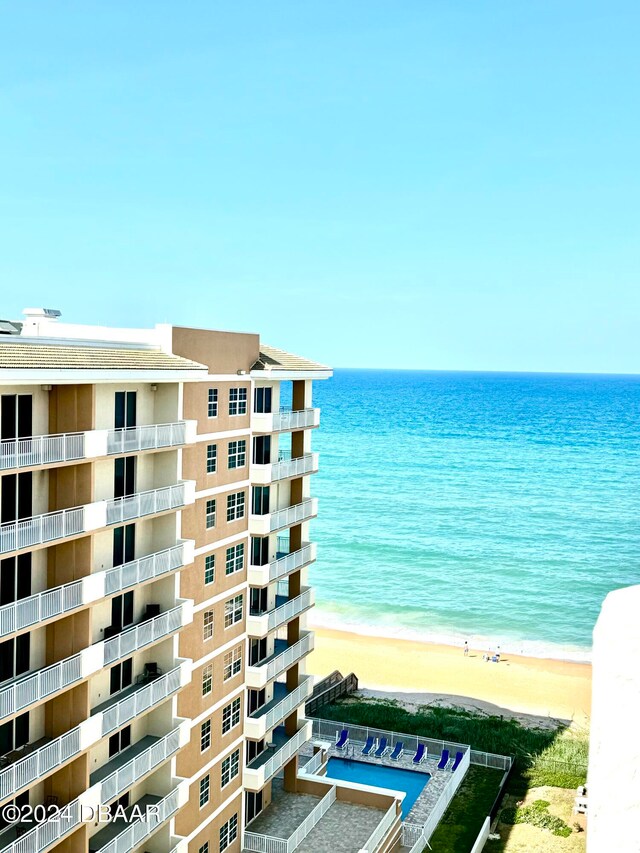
[0,310,330,853]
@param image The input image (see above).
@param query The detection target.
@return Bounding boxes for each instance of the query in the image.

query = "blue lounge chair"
[413,744,426,765]
[390,741,404,761]
[451,751,464,771]
[362,736,375,756]
[335,729,349,750]
[374,737,388,758]
[437,749,450,770]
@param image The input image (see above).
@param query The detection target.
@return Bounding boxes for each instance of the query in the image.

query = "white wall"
[587,584,640,853]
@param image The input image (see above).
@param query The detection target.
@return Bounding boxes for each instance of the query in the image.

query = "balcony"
[0,482,196,556]
[251,452,319,485]
[105,481,195,526]
[246,632,314,690]
[94,660,191,736]
[252,408,320,434]
[244,720,313,791]
[102,600,193,666]
[106,421,196,455]
[0,794,84,853]
[0,541,193,641]
[0,421,196,472]
[249,498,318,536]
[248,541,316,587]
[245,676,313,740]
[246,588,314,638]
[88,780,189,853]
[0,715,102,801]
[91,721,190,804]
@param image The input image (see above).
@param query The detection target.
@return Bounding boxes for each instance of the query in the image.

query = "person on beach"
[463,641,469,656]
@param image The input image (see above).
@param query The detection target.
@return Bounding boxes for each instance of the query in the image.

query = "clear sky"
[1,2,638,372]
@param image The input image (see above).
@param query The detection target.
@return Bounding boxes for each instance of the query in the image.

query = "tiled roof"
[0,342,207,371]
[252,344,330,372]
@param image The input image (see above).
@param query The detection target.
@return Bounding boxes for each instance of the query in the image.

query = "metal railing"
[0,433,85,471]
[299,748,325,776]
[248,724,311,783]
[361,801,398,853]
[0,506,84,554]
[268,500,317,533]
[93,785,183,853]
[100,726,182,803]
[263,543,315,583]
[106,483,187,526]
[306,672,358,717]
[104,543,187,595]
[100,664,185,736]
[257,633,314,684]
[0,726,82,799]
[106,422,187,455]
[0,795,83,853]
[273,409,320,431]
[243,785,336,853]
[0,653,82,721]
[103,604,187,665]
[257,453,319,483]
[268,589,313,632]
[253,678,312,733]
[0,580,83,639]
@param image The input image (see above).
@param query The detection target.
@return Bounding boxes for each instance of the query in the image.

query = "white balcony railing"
[92,782,188,853]
[0,795,84,853]
[0,580,83,639]
[100,725,184,804]
[251,453,319,485]
[104,541,190,596]
[246,632,314,689]
[244,721,312,791]
[269,589,313,632]
[248,542,316,586]
[360,802,399,853]
[0,506,85,555]
[0,653,83,721]
[106,422,189,455]
[252,409,320,434]
[103,602,192,666]
[243,785,336,853]
[106,483,190,526]
[246,677,312,740]
[249,499,318,537]
[0,433,85,471]
[100,662,190,736]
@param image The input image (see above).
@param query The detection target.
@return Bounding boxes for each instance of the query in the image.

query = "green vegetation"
[501,799,572,837]
[427,765,503,852]
[317,696,588,787]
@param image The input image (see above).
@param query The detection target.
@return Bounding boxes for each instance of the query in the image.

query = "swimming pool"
[324,757,430,819]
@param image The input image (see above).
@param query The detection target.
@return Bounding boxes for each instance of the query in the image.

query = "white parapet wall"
[587,584,640,853]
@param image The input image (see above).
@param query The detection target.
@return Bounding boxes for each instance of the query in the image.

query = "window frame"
[225,542,244,576]
[207,388,218,418]
[203,610,214,641]
[200,719,211,752]
[199,774,210,808]
[221,749,240,788]
[204,554,215,585]
[220,814,238,851]
[226,491,245,522]
[228,388,247,416]
[227,439,246,470]
[205,499,216,529]
[206,443,217,474]
[223,646,242,681]
[222,696,241,734]
[202,663,213,696]
[224,594,243,629]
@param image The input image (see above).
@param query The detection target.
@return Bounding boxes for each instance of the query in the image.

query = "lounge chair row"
[335,730,464,771]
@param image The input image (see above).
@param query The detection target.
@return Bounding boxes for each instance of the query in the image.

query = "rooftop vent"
[23,308,62,321]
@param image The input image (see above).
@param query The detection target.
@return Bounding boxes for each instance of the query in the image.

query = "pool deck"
[299,739,452,827]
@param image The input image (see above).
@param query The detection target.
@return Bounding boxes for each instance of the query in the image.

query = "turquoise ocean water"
[303,370,640,662]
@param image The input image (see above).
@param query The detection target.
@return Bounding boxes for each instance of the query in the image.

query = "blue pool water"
[325,757,430,819]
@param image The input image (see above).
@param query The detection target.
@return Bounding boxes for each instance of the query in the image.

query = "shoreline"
[307,625,592,725]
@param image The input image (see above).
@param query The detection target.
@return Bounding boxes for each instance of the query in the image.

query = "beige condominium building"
[0,308,335,853]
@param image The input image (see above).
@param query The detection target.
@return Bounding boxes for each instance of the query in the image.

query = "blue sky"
[0,1,638,372]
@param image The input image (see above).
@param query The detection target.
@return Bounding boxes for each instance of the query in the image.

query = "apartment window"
[0,554,31,606]
[203,610,214,641]
[206,444,217,474]
[228,388,247,416]
[108,725,131,758]
[0,635,30,684]
[222,697,241,734]
[221,749,240,788]
[220,814,238,851]
[224,594,243,629]
[204,554,215,585]
[114,391,136,429]
[198,844,209,853]
[225,543,244,576]
[202,664,213,696]
[109,659,133,695]
[227,439,246,469]
[199,774,210,808]
[205,499,216,529]
[223,647,242,680]
[114,456,136,499]
[226,491,245,522]
[251,485,269,515]
[1,394,32,441]
[200,719,211,752]
[0,712,29,756]
[254,386,272,414]
[207,388,218,418]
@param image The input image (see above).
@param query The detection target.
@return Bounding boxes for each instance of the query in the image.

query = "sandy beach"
[307,627,592,726]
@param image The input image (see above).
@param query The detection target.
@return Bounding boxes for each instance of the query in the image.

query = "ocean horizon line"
[330,366,640,378]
